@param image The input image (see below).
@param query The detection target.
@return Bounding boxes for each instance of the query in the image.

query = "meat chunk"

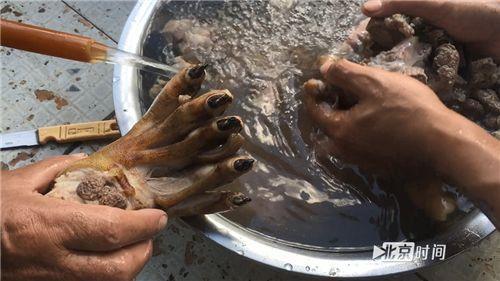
[366,14,414,50]
[483,115,500,130]
[469,58,499,89]
[473,89,500,114]
[461,98,486,121]
[432,43,460,91]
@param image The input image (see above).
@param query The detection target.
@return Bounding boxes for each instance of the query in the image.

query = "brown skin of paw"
[50,66,252,214]
[166,191,251,217]
[130,65,206,137]
[155,156,254,209]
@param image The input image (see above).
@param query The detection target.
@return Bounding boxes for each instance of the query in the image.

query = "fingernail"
[72,153,88,158]
[188,63,208,79]
[304,79,326,96]
[217,117,242,131]
[147,239,154,256]
[208,94,233,109]
[233,158,255,172]
[363,0,382,14]
[158,213,168,230]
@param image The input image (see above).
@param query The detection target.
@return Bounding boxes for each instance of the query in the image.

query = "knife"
[1,120,121,149]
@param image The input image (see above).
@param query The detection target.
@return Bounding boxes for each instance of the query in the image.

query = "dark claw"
[188,64,208,79]
[233,158,254,172]
[231,193,252,206]
[217,117,242,131]
[208,94,233,109]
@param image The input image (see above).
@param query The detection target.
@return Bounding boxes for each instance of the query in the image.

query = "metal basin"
[113,0,495,277]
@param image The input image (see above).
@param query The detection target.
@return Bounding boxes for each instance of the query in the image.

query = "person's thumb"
[14,153,87,193]
[362,0,446,26]
[320,57,380,101]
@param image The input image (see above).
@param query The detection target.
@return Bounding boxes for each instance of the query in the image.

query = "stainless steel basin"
[113,0,496,277]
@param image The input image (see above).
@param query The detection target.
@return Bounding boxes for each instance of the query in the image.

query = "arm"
[1,155,167,281]
[305,58,500,227]
[426,110,500,225]
[362,0,500,60]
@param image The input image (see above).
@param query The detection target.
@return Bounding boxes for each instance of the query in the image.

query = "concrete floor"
[1,1,498,280]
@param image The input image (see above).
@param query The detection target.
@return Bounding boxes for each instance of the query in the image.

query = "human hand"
[362,0,500,60]
[1,154,167,281]
[304,57,461,175]
[305,57,500,224]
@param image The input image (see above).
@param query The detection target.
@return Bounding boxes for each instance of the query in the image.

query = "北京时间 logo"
[373,242,446,262]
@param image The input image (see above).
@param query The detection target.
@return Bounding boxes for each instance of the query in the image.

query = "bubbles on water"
[182,1,366,204]
[284,263,293,271]
[153,0,409,248]
[175,0,363,97]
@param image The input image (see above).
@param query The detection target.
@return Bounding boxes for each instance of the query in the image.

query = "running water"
[140,0,471,248]
[103,47,179,77]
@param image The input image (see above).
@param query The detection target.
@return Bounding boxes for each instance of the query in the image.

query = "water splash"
[144,0,442,248]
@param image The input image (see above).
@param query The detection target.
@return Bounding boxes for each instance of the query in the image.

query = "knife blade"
[0,120,121,149]
[1,129,38,148]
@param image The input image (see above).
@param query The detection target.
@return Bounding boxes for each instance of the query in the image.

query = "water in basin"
[140,0,471,249]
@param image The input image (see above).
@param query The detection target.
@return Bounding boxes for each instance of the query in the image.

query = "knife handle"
[38,120,121,144]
